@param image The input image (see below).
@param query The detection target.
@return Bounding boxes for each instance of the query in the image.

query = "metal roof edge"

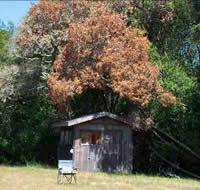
[52,112,131,128]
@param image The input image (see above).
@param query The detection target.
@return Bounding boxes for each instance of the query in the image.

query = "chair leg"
[57,173,61,184]
[69,175,72,184]
[65,175,72,184]
[73,174,77,184]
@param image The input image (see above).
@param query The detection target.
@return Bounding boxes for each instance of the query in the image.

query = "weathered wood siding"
[73,118,133,173]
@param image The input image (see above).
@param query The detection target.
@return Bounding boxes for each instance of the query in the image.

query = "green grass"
[0,165,200,190]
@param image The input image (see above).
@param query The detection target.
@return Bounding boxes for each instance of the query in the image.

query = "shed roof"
[52,112,130,128]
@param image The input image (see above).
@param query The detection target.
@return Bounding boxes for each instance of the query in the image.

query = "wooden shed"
[53,112,133,173]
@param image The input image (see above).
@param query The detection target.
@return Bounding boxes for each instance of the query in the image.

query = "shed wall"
[73,118,133,173]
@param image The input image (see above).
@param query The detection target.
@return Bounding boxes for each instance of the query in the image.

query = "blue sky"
[0,0,39,26]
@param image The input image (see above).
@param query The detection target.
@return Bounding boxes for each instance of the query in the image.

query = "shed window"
[81,131,101,145]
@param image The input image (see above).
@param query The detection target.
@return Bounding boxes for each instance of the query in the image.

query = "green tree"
[130,0,197,54]
[0,19,57,164]
[146,46,200,174]
[0,29,10,67]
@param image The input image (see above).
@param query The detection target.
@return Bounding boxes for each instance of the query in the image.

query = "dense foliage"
[15,0,132,64]
[0,22,57,164]
[0,29,10,68]
[48,6,175,113]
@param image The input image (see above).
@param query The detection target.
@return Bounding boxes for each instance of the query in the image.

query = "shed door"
[101,130,122,172]
[79,131,101,171]
[79,130,122,172]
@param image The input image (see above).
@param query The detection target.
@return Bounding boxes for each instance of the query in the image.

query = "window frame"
[80,130,101,145]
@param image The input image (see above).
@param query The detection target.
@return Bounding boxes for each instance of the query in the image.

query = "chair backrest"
[58,160,73,174]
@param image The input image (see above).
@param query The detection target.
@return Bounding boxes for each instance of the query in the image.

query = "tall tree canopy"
[0,29,9,66]
[130,0,197,49]
[0,22,13,68]
[16,1,68,63]
[15,0,175,114]
[47,5,175,113]
[15,0,132,64]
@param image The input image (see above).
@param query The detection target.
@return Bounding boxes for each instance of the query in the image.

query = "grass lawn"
[0,165,200,190]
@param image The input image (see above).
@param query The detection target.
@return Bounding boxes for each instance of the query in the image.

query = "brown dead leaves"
[16,0,175,112]
[47,5,175,112]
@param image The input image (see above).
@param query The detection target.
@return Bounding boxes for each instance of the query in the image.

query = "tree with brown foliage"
[15,0,133,64]
[47,6,176,113]
[14,0,175,114]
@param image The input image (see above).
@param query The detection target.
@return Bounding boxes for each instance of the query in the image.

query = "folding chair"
[57,160,77,184]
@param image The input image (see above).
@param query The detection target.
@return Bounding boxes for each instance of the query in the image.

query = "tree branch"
[152,127,200,161]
